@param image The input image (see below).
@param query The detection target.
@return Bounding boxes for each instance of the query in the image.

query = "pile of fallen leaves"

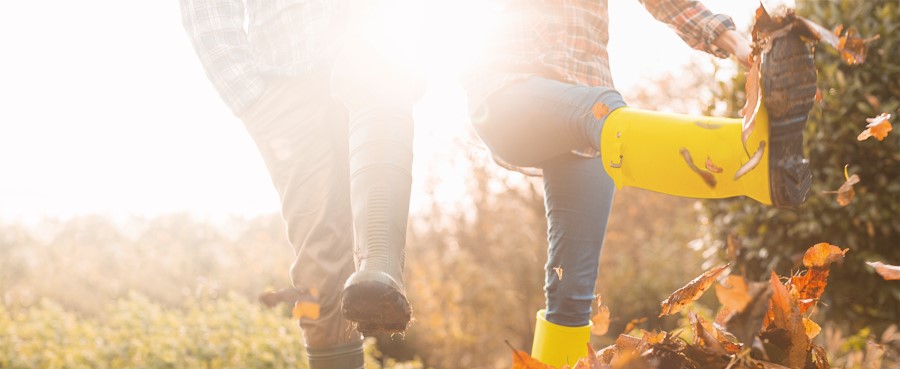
[510,243,899,369]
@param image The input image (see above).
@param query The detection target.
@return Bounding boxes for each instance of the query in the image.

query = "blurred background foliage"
[2,1,897,368]
[702,0,899,332]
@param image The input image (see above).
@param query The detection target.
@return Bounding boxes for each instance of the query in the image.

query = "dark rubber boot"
[762,30,817,207]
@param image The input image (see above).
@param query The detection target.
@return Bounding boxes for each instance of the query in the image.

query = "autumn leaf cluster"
[512,243,896,369]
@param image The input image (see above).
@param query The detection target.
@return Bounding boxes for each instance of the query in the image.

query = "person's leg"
[541,154,615,326]
[331,22,424,334]
[238,76,363,367]
[529,153,615,368]
[470,77,625,168]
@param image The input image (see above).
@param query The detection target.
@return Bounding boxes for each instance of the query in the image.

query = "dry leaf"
[802,243,848,268]
[659,264,729,317]
[804,318,822,340]
[789,268,830,314]
[623,318,647,334]
[764,271,809,369]
[592,102,610,120]
[591,303,611,336]
[724,280,772,347]
[741,56,762,147]
[822,166,860,206]
[511,349,556,369]
[705,157,724,173]
[734,141,766,180]
[866,261,900,281]
[680,148,717,188]
[554,267,564,280]
[716,275,752,313]
[857,113,893,141]
[292,301,321,320]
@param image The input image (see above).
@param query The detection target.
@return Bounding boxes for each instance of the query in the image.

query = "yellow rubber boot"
[601,106,773,204]
[531,310,592,368]
[600,31,816,207]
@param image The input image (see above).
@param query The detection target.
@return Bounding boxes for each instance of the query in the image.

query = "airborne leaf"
[802,243,848,268]
[857,113,893,141]
[659,264,729,317]
[822,167,860,207]
[292,301,321,320]
[866,261,900,281]
[591,302,611,336]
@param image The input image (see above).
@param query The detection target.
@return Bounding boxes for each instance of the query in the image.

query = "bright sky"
[0,1,759,222]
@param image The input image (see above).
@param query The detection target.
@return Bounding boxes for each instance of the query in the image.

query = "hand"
[714,29,753,69]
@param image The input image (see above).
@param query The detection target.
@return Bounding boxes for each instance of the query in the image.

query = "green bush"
[703,0,899,330]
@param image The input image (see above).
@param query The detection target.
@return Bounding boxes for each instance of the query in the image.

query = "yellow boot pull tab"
[601,108,628,189]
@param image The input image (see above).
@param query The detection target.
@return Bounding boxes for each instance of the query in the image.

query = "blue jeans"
[471,77,625,326]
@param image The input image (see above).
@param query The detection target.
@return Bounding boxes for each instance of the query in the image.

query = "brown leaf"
[797,19,876,65]
[659,264,729,317]
[802,242,848,268]
[554,266,564,280]
[725,280,772,347]
[866,261,900,281]
[691,314,728,356]
[716,275,753,313]
[596,345,617,365]
[622,318,647,334]
[857,113,893,141]
[764,271,809,369]
[734,141,766,180]
[822,169,860,206]
[680,148,717,188]
[705,156,724,173]
[592,102,610,120]
[591,302,611,336]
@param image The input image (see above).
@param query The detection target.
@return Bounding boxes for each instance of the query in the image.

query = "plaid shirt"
[462,0,736,175]
[181,0,347,115]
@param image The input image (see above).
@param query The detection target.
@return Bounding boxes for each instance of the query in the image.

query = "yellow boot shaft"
[531,310,592,368]
[600,106,772,205]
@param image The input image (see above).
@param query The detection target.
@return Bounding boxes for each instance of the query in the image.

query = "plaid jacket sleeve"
[180,0,266,115]
[638,0,736,58]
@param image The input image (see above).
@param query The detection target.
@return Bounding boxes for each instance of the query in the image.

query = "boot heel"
[341,271,411,335]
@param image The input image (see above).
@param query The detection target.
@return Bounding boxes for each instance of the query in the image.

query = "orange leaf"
[292,301,321,320]
[802,243,848,268]
[789,268,830,314]
[866,261,900,281]
[716,275,752,313]
[659,264,729,317]
[857,113,893,141]
[705,156,724,174]
[591,303,611,336]
[511,349,556,369]
[592,102,610,120]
